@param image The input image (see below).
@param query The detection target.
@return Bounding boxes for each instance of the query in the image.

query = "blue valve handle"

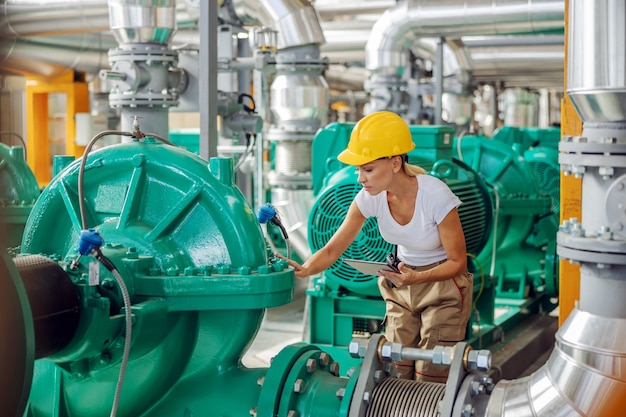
[257,203,277,224]
[76,229,104,256]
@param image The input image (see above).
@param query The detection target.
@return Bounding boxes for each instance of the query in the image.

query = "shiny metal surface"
[108,0,176,45]
[568,0,626,122]
[270,71,329,123]
[0,0,109,38]
[365,0,564,71]
[558,309,626,376]
[232,0,325,49]
[486,308,626,417]
[0,34,112,77]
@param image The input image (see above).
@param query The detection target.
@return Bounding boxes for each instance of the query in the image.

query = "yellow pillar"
[25,71,89,186]
[559,0,583,327]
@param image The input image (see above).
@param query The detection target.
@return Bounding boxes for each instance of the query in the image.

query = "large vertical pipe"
[485,1,626,415]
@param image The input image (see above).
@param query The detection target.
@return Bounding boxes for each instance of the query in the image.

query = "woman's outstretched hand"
[274,253,309,279]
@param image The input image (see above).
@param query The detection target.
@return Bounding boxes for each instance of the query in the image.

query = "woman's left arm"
[382,208,467,287]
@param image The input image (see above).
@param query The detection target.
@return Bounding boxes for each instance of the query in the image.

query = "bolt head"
[432,346,443,365]
[467,349,492,371]
[390,343,403,362]
[441,347,453,365]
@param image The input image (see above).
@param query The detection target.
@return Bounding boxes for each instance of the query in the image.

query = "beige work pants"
[378,261,473,383]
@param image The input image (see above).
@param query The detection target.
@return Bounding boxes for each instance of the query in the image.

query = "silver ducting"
[365,0,564,73]
[108,0,176,45]
[486,309,626,417]
[567,0,626,123]
[0,34,112,77]
[0,0,109,39]
[232,0,325,49]
[485,1,626,416]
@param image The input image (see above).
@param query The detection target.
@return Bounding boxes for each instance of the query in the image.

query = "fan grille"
[309,183,393,288]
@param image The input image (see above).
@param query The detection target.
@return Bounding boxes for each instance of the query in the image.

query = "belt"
[404,259,447,272]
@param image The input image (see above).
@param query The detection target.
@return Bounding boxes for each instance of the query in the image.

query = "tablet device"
[343,259,399,276]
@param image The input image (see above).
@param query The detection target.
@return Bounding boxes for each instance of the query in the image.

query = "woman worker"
[278,110,473,383]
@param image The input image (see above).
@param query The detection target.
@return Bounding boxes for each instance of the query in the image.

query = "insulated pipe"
[232,0,325,49]
[0,0,109,39]
[365,0,564,74]
[0,34,112,77]
[484,1,626,416]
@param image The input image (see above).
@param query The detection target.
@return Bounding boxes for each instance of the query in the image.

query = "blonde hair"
[404,162,427,176]
[397,154,426,176]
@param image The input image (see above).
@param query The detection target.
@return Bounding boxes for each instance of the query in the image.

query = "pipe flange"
[109,45,178,63]
[266,128,318,142]
[557,231,626,254]
[605,174,626,239]
[559,153,626,169]
[267,172,312,189]
[557,244,626,266]
[559,141,626,154]
[451,374,493,417]
[108,92,179,108]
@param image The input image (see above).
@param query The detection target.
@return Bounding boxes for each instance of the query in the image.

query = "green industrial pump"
[14,136,298,416]
[2,130,498,417]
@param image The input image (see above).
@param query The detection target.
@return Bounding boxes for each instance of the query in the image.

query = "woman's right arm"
[279,200,367,278]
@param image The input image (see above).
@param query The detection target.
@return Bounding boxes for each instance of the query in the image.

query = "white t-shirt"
[355,174,462,266]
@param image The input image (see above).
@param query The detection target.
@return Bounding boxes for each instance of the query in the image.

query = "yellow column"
[559,0,583,327]
[25,71,89,186]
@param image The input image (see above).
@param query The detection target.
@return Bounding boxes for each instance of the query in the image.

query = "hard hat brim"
[337,149,377,166]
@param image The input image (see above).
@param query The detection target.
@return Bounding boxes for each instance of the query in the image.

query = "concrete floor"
[242,281,308,368]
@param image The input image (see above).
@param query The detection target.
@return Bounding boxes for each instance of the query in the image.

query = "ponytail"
[399,154,426,176]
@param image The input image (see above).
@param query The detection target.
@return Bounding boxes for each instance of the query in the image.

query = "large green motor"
[453,134,559,301]
[309,123,492,297]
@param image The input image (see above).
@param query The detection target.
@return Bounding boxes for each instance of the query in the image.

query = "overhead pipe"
[0,34,113,77]
[364,0,564,119]
[0,0,109,39]
[0,0,196,78]
[232,0,325,49]
[365,0,564,73]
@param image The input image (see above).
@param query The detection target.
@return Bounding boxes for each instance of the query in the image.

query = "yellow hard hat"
[337,111,415,166]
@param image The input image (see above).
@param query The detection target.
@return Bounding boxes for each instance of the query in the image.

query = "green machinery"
[2,129,499,417]
[490,126,561,214]
[14,135,299,416]
[306,123,559,368]
[454,127,561,304]
[0,143,40,253]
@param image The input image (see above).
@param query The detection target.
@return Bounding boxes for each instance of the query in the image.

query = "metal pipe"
[0,0,109,39]
[486,2,626,416]
[0,34,112,77]
[232,0,325,49]
[434,37,444,124]
[365,0,564,73]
